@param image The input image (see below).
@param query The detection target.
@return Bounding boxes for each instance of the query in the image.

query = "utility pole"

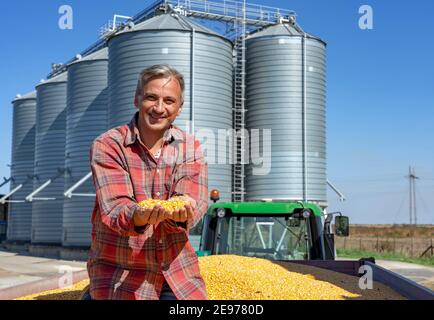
[408,166,412,225]
[412,167,418,225]
[406,166,419,225]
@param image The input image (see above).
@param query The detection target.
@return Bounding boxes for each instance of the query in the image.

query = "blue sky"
[0,0,433,224]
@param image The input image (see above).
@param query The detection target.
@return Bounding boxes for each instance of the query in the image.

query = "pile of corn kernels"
[16,255,405,300]
[16,279,90,300]
[198,255,405,300]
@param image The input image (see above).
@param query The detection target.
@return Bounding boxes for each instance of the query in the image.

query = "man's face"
[135,76,183,133]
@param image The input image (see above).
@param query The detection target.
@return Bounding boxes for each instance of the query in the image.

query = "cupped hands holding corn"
[134,195,195,226]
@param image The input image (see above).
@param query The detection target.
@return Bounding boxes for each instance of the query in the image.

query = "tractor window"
[218,216,311,260]
[188,217,204,251]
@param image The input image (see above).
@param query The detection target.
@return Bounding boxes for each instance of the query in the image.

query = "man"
[87,64,208,300]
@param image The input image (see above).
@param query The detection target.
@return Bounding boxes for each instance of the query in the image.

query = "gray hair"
[135,64,185,102]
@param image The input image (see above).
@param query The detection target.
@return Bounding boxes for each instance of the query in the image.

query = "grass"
[348,225,434,238]
[336,248,434,268]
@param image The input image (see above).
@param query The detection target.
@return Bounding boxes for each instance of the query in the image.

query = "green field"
[336,248,434,267]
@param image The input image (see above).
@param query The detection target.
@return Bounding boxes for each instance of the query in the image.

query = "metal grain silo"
[63,48,108,247]
[108,12,233,200]
[245,21,327,204]
[31,72,67,244]
[6,91,37,242]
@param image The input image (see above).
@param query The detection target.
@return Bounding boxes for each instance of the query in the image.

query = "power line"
[415,186,433,224]
[332,176,404,183]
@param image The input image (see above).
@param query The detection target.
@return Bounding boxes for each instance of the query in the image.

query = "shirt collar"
[124,112,185,147]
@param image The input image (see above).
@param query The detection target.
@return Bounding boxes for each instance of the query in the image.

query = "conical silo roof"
[68,47,108,67]
[247,22,326,45]
[36,72,67,88]
[113,12,226,39]
[13,90,36,102]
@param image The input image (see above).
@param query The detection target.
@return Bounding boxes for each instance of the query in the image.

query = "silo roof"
[247,22,326,45]
[13,90,37,102]
[68,47,108,67]
[36,72,67,88]
[113,13,226,40]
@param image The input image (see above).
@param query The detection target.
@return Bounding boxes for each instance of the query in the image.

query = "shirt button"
[156,192,161,196]
[159,239,163,244]
[157,169,160,173]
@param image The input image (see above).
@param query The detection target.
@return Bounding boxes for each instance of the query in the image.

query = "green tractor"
[192,189,350,261]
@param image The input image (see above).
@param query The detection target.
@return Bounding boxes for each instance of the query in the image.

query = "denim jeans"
[159,281,177,300]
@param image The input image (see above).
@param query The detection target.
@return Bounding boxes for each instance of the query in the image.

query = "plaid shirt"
[87,113,208,300]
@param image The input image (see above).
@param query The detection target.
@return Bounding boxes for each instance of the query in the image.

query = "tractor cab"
[192,190,349,261]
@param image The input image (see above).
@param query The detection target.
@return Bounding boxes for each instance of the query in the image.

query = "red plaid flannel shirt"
[87,113,208,300]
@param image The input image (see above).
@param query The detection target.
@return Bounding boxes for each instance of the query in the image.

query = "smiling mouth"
[149,114,167,122]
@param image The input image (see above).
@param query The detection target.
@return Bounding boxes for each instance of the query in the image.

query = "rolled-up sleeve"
[170,139,208,232]
[90,139,146,237]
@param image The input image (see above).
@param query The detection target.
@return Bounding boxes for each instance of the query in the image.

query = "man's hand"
[171,204,194,223]
[169,195,196,223]
[133,205,170,227]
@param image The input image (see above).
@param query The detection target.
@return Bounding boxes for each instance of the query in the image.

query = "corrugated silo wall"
[63,59,108,247]
[245,35,327,202]
[32,78,67,244]
[108,29,233,201]
[7,96,36,242]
